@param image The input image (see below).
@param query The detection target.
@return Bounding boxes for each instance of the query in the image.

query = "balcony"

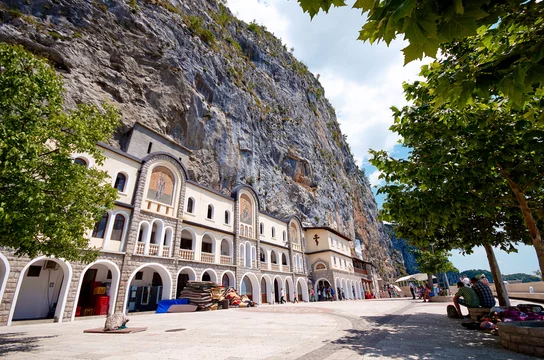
[292,243,301,251]
[201,253,215,263]
[162,246,170,257]
[220,255,232,265]
[271,263,280,271]
[144,199,175,217]
[179,249,194,261]
[148,244,159,256]
[135,242,145,255]
[282,265,289,272]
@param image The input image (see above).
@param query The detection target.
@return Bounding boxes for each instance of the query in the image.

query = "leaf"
[439,15,479,40]
[402,43,424,65]
[391,0,417,22]
[453,0,464,15]
[352,0,375,12]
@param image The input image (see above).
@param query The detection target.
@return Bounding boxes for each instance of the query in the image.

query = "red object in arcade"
[94,295,109,315]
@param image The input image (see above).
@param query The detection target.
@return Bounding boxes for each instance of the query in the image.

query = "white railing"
[201,253,215,263]
[162,246,170,257]
[149,244,159,256]
[292,243,300,251]
[136,243,145,255]
[144,199,175,217]
[282,265,289,272]
[179,249,194,260]
[220,255,232,265]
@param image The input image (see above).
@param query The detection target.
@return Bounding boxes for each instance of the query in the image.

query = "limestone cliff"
[0,0,404,279]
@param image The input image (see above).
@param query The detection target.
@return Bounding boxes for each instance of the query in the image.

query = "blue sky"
[227,0,541,276]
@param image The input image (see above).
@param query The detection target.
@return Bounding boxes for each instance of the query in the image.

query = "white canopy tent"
[395,273,436,283]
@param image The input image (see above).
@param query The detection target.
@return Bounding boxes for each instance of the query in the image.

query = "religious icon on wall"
[147,166,175,205]
[290,224,298,243]
[240,195,252,225]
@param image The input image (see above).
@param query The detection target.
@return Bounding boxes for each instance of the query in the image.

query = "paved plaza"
[0,298,536,359]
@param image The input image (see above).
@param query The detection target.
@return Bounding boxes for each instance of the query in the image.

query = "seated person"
[470,277,496,308]
[453,281,480,317]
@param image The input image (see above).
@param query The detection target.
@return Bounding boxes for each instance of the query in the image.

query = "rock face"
[384,224,419,276]
[0,0,405,279]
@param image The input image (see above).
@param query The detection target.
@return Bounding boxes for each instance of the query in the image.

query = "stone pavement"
[0,298,537,359]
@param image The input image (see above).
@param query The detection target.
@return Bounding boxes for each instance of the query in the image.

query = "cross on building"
[313,234,319,246]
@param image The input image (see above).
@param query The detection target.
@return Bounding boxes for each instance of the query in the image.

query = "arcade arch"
[124,264,172,313]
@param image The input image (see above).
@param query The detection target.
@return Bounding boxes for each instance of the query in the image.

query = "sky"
[227,0,540,276]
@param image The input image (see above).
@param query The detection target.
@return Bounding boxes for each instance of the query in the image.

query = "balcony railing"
[135,242,145,255]
[179,249,194,260]
[282,265,289,272]
[271,263,280,271]
[149,244,159,256]
[252,260,257,268]
[292,243,301,251]
[355,268,368,275]
[144,199,175,217]
[162,246,170,257]
[201,253,215,263]
[220,255,232,265]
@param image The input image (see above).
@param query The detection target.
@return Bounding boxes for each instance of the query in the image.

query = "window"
[271,227,276,238]
[333,257,337,265]
[224,210,230,224]
[187,198,194,213]
[282,253,287,265]
[207,205,214,220]
[107,270,112,280]
[135,271,143,280]
[74,157,87,166]
[110,214,125,241]
[260,248,265,262]
[114,173,127,192]
[283,231,286,242]
[27,265,41,277]
[259,222,264,235]
[92,213,109,238]
[343,259,347,267]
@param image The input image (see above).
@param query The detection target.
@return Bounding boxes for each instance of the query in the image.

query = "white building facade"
[0,123,377,326]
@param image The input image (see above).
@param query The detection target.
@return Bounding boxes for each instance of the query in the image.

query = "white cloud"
[368,170,384,187]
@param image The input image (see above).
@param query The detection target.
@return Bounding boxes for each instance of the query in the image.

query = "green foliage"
[296,0,544,110]
[535,270,542,280]
[128,0,139,11]
[247,20,264,37]
[187,15,215,45]
[414,249,458,276]
[226,36,242,52]
[0,44,120,262]
[370,37,544,277]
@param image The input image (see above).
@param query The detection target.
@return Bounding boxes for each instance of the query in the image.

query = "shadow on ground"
[301,311,534,359]
[0,332,58,356]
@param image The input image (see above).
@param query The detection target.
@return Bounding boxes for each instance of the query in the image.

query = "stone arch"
[0,252,10,305]
[201,232,216,256]
[296,277,309,302]
[240,272,259,303]
[270,249,278,264]
[261,274,273,303]
[221,270,235,287]
[176,266,197,296]
[9,257,72,326]
[71,259,120,320]
[124,263,172,312]
[180,227,197,252]
[220,237,233,257]
[285,276,294,302]
[200,268,218,283]
[273,275,284,303]
[111,210,131,251]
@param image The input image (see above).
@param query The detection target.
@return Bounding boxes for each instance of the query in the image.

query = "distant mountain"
[460,269,541,283]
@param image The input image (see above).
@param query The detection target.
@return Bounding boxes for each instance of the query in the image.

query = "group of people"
[310,286,356,301]
[453,275,496,318]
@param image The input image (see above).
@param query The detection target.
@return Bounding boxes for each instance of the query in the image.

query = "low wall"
[498,321,544,357]
[489,281,544,294]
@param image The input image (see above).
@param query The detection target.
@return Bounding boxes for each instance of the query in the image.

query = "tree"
[414,248,457,289]
[0,43,120,262]
[535,270,543,280]
[297,0,544,110]
[370,33,544,281]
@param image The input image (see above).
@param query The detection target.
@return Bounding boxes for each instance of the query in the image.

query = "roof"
[395,273,436,282]
[303,226,352,242]
[132,122,192,154]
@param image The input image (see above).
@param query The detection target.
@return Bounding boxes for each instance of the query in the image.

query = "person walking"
[310,288,316,302]
[280,288,286,304]
[409,282,416,299]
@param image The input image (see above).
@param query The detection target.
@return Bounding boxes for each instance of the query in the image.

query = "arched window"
[259,222,264,235]
[316,263,326,270]
[259,248,266,262]
[92,213,109,238]
[283,231,286,242]
[110,214,126,241]
[271,227,276,238]
[207,204,214,220]
[271,251,277,264]
[282,253,288,266]
[224,210,230,224]
[187,198,194,213]
[114,173,127,192]
[74,157,87,166]
[146,166,175,205]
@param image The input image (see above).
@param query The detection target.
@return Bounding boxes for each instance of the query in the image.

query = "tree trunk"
[499,166,544,278]
[427,273,433,290]
[484,243,510,307]
[443,272,451,294]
